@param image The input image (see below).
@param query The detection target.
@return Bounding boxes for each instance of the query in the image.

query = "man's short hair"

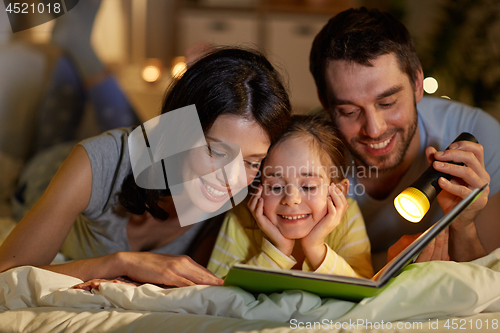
[310,7,422,109]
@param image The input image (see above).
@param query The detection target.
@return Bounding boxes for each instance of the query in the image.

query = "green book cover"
[225,264,386,301]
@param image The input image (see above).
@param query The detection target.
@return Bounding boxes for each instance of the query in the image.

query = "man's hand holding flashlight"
[425,140,489,260]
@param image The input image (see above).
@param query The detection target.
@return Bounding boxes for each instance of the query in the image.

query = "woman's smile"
[199,177,229,202]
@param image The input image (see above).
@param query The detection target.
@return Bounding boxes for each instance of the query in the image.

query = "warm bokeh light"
[423,77,439,94]
[171,56,187,78]
[142,65,161,82]
[141,58,163,83]
[441,95,451,99]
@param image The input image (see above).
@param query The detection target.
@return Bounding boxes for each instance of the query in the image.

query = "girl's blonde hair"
[267,114,347,182]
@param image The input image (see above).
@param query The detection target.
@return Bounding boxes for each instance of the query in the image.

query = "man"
[309,7,500,269]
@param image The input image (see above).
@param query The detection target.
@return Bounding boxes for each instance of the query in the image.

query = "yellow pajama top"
[208,197,373,279]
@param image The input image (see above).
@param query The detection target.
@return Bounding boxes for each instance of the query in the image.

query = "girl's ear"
[336,178,350,196]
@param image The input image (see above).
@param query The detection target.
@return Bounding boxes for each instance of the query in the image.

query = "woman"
[0,48,291,287]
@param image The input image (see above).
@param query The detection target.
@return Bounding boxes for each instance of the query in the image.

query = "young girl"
[208,115,373,278]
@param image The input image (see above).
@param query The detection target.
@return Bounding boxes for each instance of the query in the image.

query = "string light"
[423,77,438,94]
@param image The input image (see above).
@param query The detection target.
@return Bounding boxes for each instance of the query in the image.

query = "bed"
[1,216,500,333]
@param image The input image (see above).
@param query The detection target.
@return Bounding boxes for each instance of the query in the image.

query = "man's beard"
[342,102,418,174]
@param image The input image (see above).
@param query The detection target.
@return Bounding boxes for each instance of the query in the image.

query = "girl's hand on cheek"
[301,183,348,268]
[248,185,294,256]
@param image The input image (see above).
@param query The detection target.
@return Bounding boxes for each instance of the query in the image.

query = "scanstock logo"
[3,0,79,33]
[129,105,248,227]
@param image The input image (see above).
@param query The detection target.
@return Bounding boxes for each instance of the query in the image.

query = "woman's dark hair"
[310,7,422,111]
[265,114,347,183]
[119,47,292,220]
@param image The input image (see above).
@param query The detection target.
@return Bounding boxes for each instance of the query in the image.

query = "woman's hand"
[72,276,141,292]
[247,185,294,256]
[301,182,349,269]
[119,252,224,287]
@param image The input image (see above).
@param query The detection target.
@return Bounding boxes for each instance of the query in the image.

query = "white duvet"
[1,249,499,324]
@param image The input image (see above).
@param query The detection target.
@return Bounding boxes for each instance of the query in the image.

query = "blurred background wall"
[1,0,499,122]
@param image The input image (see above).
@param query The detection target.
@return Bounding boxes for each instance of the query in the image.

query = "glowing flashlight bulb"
[394,187,431,223]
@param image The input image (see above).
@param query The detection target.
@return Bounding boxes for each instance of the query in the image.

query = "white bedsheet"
[1,249,499,329]
[0,308,496,333]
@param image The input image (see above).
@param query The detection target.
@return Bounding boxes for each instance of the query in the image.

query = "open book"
[223,183,488,301]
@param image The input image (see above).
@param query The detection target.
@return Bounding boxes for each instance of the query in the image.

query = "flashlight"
[394,132,478,223]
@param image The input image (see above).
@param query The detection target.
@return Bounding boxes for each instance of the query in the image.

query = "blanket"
[1,249,500,324]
